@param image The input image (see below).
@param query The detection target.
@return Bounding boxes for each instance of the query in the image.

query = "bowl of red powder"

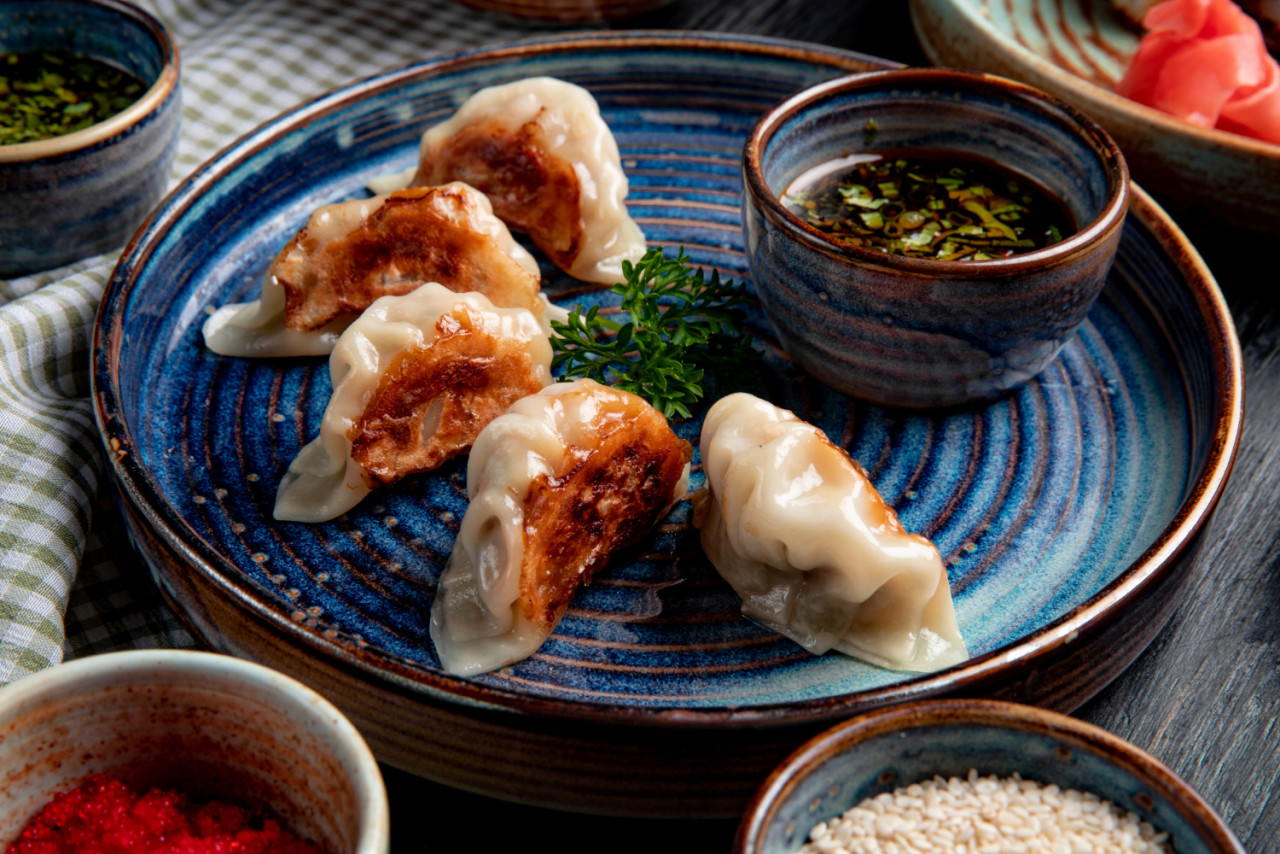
[0,650,390,854]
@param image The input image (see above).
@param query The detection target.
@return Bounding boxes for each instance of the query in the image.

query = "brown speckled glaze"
[736,699,1245,853]
[0,651,389,853]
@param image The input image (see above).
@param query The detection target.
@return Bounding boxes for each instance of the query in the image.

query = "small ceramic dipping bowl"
[0,0,181,277]
[742,69,1129,408]
[0,650,390,854]
[737,699,1243,854]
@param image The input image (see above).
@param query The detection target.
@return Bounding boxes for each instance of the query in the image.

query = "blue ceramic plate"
[909,0,1280,234]
[94,32,1241,812]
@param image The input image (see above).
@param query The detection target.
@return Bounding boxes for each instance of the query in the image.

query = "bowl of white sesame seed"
[736,698,1242,854]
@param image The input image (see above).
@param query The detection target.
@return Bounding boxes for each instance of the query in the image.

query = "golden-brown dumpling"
[415,77,646,284]
[203,182,544,357]
[274,284,553,523]
[429,379,692,676]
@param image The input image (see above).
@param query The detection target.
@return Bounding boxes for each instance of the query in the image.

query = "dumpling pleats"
[693,393,967,673]
[274,284,553,523]
[415,77,647,284]
[430,379,691,676]
[203,182,544,357]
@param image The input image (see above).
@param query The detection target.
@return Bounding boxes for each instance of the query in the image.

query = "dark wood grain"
[375,4,1279,852]
[1075,221,1280,851]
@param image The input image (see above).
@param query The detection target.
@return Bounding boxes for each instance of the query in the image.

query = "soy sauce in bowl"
[781,149,1075,261]
[740,68,1131,407]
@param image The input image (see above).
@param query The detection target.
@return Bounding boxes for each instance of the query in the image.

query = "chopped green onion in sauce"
[0,50,147,145]
[782,150,1074,261]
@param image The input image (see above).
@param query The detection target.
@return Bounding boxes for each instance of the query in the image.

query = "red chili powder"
[6,774,326,854]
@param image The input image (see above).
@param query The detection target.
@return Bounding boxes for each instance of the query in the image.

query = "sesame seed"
[797,773,1170,854]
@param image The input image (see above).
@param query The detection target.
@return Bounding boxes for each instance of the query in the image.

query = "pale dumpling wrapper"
[430,378,692,677]
[274,284,553,523]
[416,77,647,284]
[692,393,967,673]
[202,182,546,358]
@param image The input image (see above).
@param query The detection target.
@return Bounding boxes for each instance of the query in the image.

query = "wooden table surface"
[375,2,1278,851]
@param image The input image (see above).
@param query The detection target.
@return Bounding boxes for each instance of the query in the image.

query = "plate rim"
[908,0,1280,157]
[93,30,1244,731]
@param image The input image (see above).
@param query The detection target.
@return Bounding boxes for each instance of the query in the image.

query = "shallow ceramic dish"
[742,68,1129,407]
[909,0,1280,235]
[92,32,1241,817]
[737,698,1244,853]
[0,0,181,276]
[0,650,389,853]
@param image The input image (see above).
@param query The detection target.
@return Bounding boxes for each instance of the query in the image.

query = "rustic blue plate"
[93,32,1242,816]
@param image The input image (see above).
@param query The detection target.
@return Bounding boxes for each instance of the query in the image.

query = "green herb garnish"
[550,247,756,419]
[782,150,1073,260]
[0,50,146,145]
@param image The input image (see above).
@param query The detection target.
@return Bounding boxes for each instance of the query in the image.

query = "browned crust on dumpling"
[273,185,540,332]
[787,407,926,547]
[416,113,584,275]
[349,307,546,486]
[518,395,691,632]
[812,430,914,538]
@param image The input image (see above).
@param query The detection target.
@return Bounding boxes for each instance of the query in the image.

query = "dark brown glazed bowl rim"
[735,698,1246,853]
[94,32,1242,731]
[742,67,1131,276]
[0,0,180,164]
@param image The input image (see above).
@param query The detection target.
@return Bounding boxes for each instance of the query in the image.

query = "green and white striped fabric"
[0,0,552,685]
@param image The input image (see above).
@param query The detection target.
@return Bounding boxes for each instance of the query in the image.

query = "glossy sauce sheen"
[782,149,1075,260]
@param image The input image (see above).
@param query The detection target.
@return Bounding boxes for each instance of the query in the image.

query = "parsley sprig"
[550,247,756,419]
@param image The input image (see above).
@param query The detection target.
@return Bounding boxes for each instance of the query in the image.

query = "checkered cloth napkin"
[0,0,553,685]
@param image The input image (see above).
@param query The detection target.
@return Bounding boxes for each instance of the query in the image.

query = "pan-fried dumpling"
[203,182,545,358]
[415,77,647,284]
[692,393,967,673]
[429,379,692,676]
[274,283,553,523]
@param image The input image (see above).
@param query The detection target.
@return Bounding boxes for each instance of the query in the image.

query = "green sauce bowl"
[0,0,180,277]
